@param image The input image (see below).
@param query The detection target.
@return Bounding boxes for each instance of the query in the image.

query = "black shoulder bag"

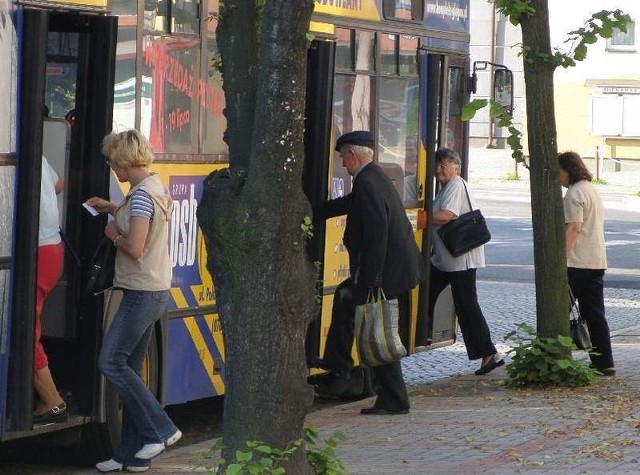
[437,181,491,257]
[85,237,116,296]
[569,289,592,350]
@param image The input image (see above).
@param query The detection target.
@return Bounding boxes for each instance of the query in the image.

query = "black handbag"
[85,237,116,296]
[437,181,491,257]
[569,289,592,350]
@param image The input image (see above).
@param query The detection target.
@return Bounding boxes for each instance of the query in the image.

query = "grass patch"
[505,171,519,181]
[592,178,608,185]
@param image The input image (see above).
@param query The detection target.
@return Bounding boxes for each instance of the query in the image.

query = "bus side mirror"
[493,69,514,116]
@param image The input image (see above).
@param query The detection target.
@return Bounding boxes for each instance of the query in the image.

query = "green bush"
[504,323,598,388]
[205,427,348,475]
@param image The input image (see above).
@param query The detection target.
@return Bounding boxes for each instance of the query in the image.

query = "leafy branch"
[466,8,631,164]
[496,5,632,68]
[204,427,347,474]
[557,9,631,67]
[462,99,526,167]
[493,0,536,26]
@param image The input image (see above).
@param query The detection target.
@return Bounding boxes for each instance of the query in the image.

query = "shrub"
[205,427,347,475]
[504,323,598,388]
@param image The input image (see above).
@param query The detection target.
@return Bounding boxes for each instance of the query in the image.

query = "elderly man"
[312,130,424,415]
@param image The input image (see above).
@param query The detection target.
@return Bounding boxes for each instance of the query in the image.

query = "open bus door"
[0,6,116,454]
[303,32,462,398]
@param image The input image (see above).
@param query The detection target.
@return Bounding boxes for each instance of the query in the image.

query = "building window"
[607,20,636,52]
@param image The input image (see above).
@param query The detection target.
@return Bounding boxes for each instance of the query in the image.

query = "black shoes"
[311,373,353,398]
[309,357,333,372]
[308,358,351,381]
[589,365,616,376]
[475,355,505,376]
[360,407,409,415]
[33,402,68,425]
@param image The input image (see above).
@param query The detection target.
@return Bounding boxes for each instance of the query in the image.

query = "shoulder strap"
[59,228,81,266]
[460,179,473,210]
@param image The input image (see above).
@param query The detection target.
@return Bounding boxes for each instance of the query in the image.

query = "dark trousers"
[323,278,410,412]
[568,267,614,370]
[429,264,496,360]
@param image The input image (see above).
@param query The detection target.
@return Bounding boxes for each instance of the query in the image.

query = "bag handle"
[460,179,473,212]
[568,288,581,321]
[366,288,387,303]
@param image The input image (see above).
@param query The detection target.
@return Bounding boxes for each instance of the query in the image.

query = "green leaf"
[236,450,253,462]
[574,44,587,61]
[461,99,488,121]
[226,464,242,475]
[254,444,274,454]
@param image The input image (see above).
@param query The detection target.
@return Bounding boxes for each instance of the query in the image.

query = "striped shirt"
[130,189,155,220]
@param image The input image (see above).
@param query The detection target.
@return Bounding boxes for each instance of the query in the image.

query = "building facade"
[470,0,640,163]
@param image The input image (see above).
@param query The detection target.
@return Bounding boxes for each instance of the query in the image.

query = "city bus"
[0,0,475,456]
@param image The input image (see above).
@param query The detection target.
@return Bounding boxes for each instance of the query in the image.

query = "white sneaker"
[96,458,123,472]
[166,429,182,446]
[134,442,165,460]
[125,465,150,473]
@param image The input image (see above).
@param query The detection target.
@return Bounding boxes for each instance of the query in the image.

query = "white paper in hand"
[83,202,99,216]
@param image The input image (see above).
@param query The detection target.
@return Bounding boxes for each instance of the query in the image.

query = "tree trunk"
[198,1,317,473]
[520,0,569,338]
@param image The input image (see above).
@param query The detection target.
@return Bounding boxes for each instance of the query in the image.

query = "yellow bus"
[0,0,471,454]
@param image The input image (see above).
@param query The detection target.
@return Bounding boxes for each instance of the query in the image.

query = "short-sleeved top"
[130,189,155,220]
[563,180,607,269]
[431,175,485,272]
[39,157,62,246]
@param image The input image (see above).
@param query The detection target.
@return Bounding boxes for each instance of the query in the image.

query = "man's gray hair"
[342,144,374,159]
[435,147,461,171]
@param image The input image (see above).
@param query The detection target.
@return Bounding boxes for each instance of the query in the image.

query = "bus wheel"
[104,328,160,450]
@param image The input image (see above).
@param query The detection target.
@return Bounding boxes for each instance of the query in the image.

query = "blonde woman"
[87,130,180,472]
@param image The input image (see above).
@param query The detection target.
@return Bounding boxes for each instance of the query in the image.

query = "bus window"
[202,11,228,155]
[45,32,79,119]
[378,77,419,200]
[171,0,200,35]
[331,73,374,198]
[443,66,465,153]
[113,10,137,132]
[335,28,353,71]
[141,36,201,154]
[354,30,375,73]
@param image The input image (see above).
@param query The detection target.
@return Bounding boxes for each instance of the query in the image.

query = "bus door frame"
[3,7,116,437]
[303,38,336,363]
[414,51,459,350]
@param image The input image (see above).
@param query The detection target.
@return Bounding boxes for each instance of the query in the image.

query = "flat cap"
[335,130,375,151]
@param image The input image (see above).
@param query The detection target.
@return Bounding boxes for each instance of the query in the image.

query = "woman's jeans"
[98,289,177,466]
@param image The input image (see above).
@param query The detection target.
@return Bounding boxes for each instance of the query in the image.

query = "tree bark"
[520,0,569,338]
[198,1,317,473]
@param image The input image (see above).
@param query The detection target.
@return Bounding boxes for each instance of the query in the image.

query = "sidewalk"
[149,330,640,474]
